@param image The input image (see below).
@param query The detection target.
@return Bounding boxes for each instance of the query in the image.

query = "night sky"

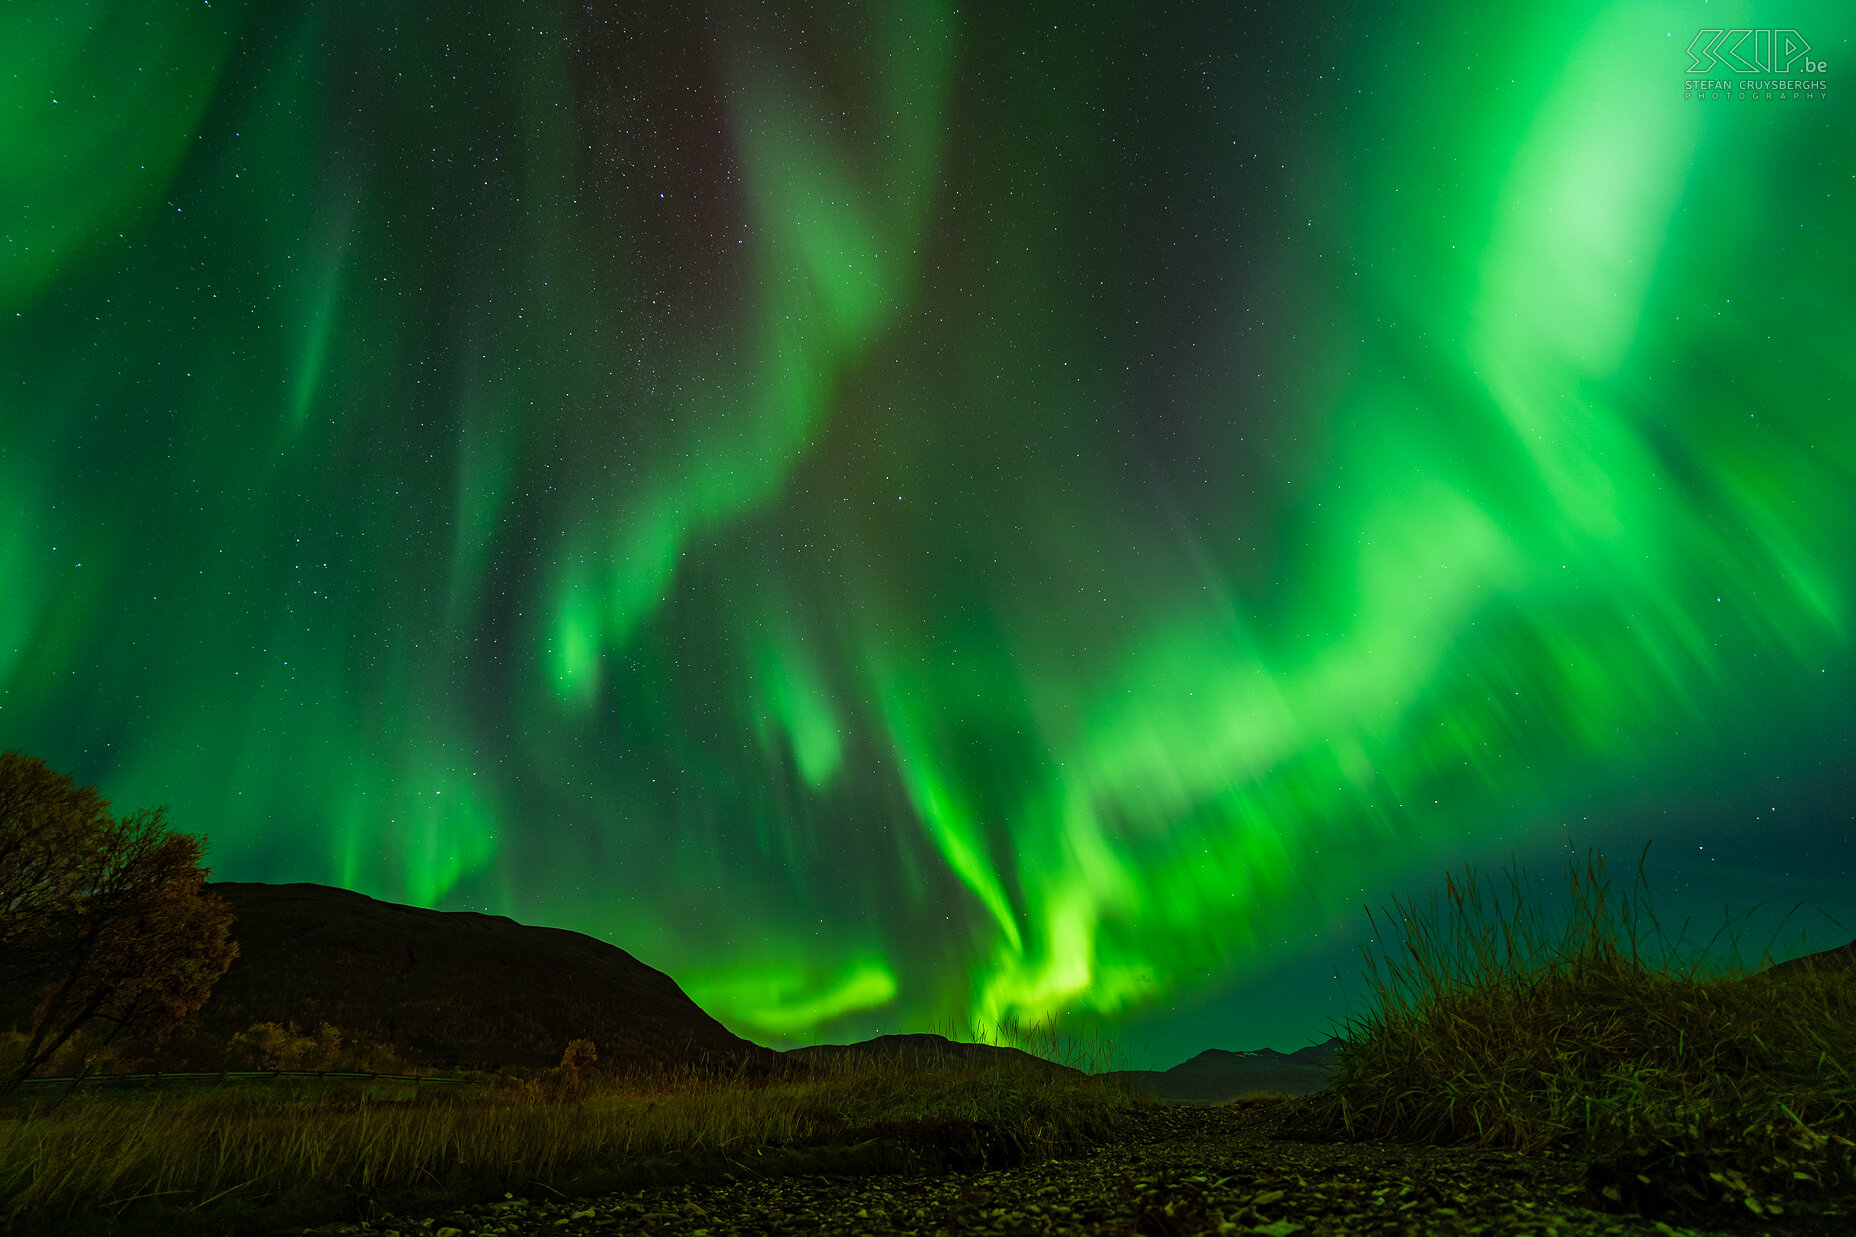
[4,0,1853,1071]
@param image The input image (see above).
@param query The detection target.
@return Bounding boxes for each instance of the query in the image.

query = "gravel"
[303,1101,1856,1237]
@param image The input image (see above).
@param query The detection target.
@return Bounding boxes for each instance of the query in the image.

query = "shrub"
[560,1038,598,1071]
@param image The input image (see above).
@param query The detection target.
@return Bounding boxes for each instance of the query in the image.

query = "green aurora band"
[3,0,1853,1056]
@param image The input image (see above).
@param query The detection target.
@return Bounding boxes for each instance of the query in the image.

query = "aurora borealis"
[3,0,1853,1068]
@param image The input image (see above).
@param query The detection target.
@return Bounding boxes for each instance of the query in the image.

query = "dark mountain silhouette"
[781,1032,1346,1104]
[1106,1037,1346,1105]
[1744,937,1856,983]
[139,882,778,1073]
[781,1032,1082,1076]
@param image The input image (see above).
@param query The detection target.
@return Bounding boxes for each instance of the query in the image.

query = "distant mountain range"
[10,882,1841,1097]
[1105,1039,1345,1103]
[783,1032,1084,1076]
[165,884,1345,1097]
[780,1031,1346,1103]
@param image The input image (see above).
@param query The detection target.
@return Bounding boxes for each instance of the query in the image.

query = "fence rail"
[14,1069,468,1087]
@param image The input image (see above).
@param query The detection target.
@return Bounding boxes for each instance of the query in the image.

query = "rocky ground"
[284,1102,1853,1237]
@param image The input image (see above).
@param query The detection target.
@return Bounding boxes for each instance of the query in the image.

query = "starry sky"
[3,0,1853,1071]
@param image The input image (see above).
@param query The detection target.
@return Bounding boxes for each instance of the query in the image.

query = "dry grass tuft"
[1298,841,1856,1221]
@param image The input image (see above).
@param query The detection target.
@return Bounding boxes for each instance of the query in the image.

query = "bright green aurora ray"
[2,0,1852,1063]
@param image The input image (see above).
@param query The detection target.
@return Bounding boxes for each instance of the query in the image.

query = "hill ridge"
[139,881,778,1073]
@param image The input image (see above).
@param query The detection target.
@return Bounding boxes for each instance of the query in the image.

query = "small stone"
[1252,1223,1305,1237]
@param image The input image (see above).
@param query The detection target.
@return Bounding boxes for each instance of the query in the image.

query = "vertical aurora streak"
[3,0,1852,1063]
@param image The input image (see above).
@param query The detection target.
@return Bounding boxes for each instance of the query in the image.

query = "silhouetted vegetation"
[1296,842,1855,1223]
[0,751,235,1090]
[222,1019,416,1074]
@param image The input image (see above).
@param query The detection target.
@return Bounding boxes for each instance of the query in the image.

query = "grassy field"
[0,1046,1145,1235]
[3,843,1852,1235]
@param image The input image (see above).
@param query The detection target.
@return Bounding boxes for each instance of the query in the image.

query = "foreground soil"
[298,1102,1855,1237]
